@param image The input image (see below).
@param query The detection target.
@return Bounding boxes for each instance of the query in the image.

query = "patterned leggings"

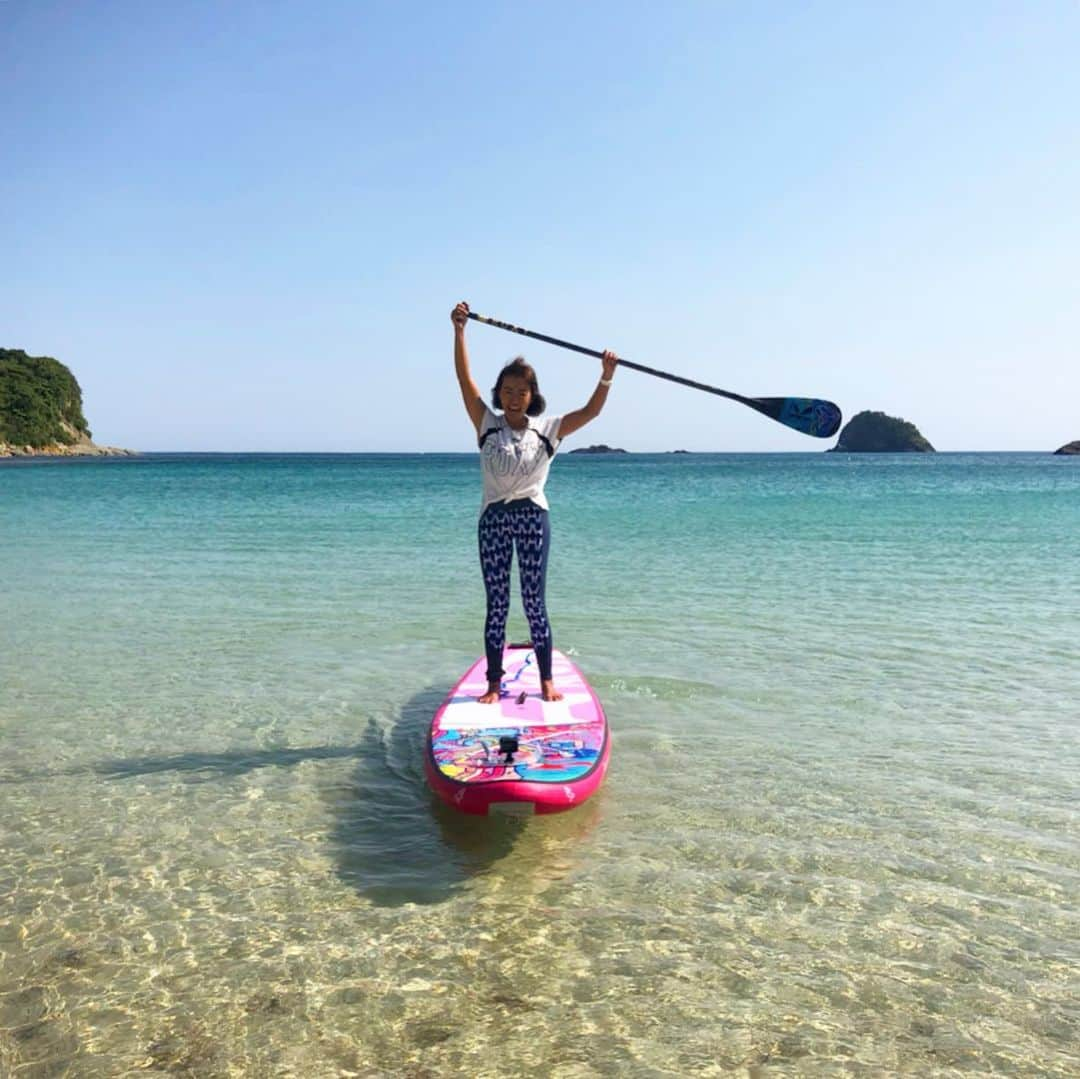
[478,500,553,683]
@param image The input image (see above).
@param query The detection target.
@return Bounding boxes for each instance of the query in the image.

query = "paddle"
[467,311,842,439]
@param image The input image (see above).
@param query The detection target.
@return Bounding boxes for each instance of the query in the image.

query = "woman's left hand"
[601,350,618,381]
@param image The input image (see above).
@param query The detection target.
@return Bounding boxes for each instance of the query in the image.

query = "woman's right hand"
[451,301,470,330]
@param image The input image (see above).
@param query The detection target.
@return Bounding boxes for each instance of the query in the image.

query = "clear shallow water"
[1,452,1077,1076]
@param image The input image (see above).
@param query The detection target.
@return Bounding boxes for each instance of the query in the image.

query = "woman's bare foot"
[541,679,563,702]
[478,682,501,704]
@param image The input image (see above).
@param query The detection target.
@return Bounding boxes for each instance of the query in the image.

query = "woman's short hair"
[491,357,546,416]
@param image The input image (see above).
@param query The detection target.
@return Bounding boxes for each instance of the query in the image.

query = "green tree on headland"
[0,349,90,447]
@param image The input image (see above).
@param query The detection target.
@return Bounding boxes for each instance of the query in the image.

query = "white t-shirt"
[478,406,563,512]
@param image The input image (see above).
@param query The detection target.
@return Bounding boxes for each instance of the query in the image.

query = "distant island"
[829,410,934,453]
[568,444,628,454]
[0,348,134,457]
[1054,441,1080,455]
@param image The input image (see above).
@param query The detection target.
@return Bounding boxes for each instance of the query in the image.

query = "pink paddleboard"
[425,646,610,816]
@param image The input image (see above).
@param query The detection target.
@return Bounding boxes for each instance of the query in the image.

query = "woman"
[452,300,618,703]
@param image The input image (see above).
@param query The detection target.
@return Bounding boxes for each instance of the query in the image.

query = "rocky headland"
[1054,441,1080,455]
[828,410,934,453]
[0,348,135,458]
[0,436,136,458]
[568,444,628,454]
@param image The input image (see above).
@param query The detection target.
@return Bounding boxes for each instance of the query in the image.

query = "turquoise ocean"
[1,451,1077,1076]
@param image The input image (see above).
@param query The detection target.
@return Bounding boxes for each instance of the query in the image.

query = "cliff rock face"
[1053,441,1080,455]
[829,410,934,453]
[0,348,133,457]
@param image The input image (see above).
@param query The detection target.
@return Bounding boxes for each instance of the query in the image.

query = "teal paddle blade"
[752,397,842,438]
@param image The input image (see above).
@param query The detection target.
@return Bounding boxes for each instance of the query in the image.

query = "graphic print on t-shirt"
[482,425,548,477]
[478,408,562,510]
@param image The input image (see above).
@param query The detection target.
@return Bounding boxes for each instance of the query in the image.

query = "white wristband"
[599,378,613,387]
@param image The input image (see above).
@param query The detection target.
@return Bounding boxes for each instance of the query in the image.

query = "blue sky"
[5,1,1079,451]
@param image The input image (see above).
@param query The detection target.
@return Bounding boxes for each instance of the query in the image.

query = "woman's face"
[498,375,533,420]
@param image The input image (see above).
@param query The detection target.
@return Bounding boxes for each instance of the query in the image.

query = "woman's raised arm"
[452,301,486,433]
[556,350,618,440]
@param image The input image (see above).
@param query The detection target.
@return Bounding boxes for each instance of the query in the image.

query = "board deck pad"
[429,647,607,794]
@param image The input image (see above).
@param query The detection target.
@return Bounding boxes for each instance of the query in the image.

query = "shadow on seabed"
[39,688,529,908]
[325,686,527,907]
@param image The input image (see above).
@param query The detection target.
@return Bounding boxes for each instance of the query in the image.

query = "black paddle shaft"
[465,311,843,439]
[468,312,750,403]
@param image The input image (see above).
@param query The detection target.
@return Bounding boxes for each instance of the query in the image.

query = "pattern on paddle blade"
[777,397,842,438]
